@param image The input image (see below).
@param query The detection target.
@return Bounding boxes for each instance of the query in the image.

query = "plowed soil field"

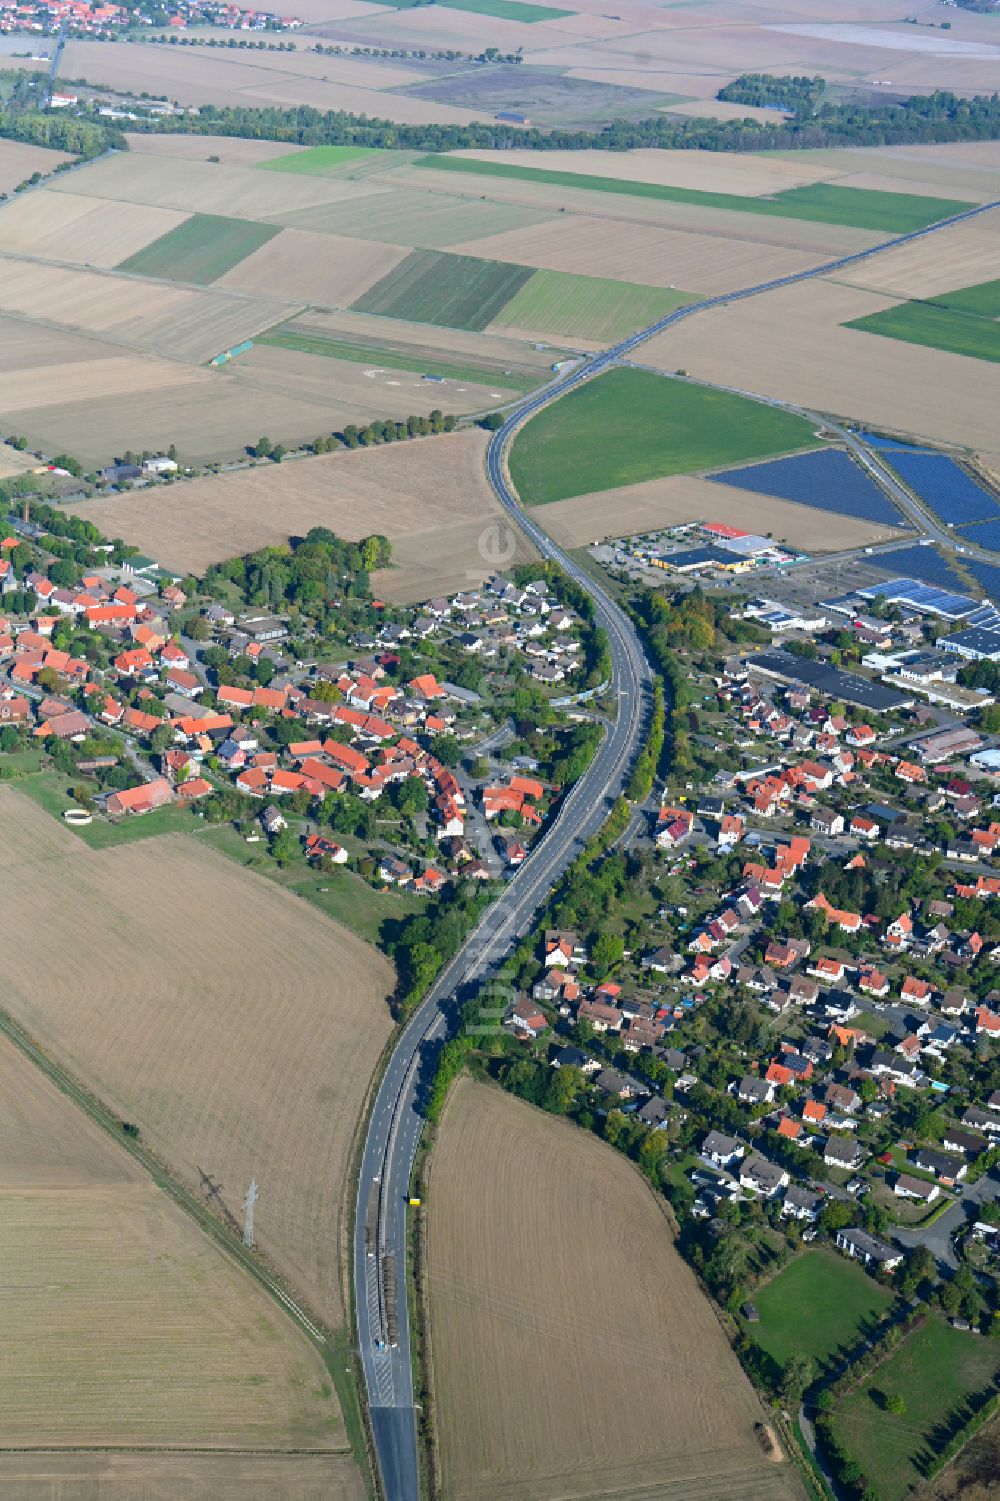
[427,1079,804,1501]
[0,791,394,1328]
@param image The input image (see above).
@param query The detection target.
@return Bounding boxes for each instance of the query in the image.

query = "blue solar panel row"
[856,432,932,454]
[966,558,1000,604]
[870,546,967,591]
[708,449,904,527]
[955,519,1000,553]
[886,451,1000,527]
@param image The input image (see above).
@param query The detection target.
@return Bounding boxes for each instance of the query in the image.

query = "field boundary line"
[0,1005,346,1389]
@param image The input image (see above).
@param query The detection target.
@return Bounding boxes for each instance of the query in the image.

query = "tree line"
[118,84,1000,156]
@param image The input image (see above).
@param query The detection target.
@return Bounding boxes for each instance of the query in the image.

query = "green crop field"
[491,268,696,342]
[928,278,1000,316]
[508,368,820,506]
[749,1249,894,1375]
[256,327,538,391]
[361,0,568,12]
[830,1315,1000,1501]
[846,303,1000,363]
[438,0,572,18]
[117,214,280,283]
[414,155,966,232]
[352,248,534,331]
[846,277,1000,364]
[257,144,380,175]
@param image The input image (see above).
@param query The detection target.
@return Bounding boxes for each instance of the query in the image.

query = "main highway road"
[354,191,1000,1501]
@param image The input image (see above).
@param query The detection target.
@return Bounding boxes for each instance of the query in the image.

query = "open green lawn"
[202,822,423,948]
[116,213,280,283]
[16,770,197,849]
[750,1249,894,1374]
[352,248,534,332]
[491,267,696,342]
[508,368,820,505]
[928,277,1000,317]
[414,155,966,232]
[257,145,381,175]
[846,278,1000,364]
[831,1315,1000,1501]
[256,326,538,391]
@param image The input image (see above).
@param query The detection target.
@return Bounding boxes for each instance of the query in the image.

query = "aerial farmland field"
[845,278,1000,364]
[509,368,820,506]
[117,212,281,283]
[63,429,535,597]
[353,247,534,329]
[489,267,695,342]
[0,790,394,1329]
[414,154,968,231]
[0,1028,357,1494]
[427,1078,802,1501]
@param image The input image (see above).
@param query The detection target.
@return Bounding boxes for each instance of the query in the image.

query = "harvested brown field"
[835,209,1000,299]
[0,137,73,193]
[7,38,489,122]
[0,790,394,1327]
[272,185,556,249]
[0,188,189,267]
[62,430,535,597]
[0,1027,347,1454]
[0,1453,364,1501]
[662,98,791,124]
[451,145,838,195]
[25,376,335,468]
[774,143,1000,203]
[284,306,559,372]
[643,278,1000,453]
[0,353,195,415]
[49,151,389,222]
[450,216,828,295]
[427,1079,803,1501]
[398,164,881,257]
[125,130,306,165]
[227,344,515,416]
[538,472,906,552]
[217,226,409,305]
[0,257,296,363]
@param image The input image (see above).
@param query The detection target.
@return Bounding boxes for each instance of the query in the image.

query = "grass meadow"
[117,213,280,283]
[508,368,820,505]
[830,1315,1000,1501]
[353,248,534,331]
[414,156,966,232]
[749,1249,895,1375]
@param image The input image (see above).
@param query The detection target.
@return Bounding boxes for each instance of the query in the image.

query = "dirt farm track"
[426,1079,804,1501]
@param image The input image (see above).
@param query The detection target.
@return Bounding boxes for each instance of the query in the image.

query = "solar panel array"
[955,519,1000,552]
[885,451,1000,526]
[868,545,968,591]
[965,558,1000,604]
[856,432,932,454]
[708,449,904,526]
[861,577,979,619]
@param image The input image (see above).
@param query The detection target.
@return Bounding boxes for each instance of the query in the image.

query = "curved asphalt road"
[355,191,1000,1501]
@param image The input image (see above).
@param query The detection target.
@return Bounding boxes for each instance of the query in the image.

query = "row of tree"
[119,84,1000,156]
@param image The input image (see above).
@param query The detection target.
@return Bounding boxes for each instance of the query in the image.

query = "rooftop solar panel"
[868,546,967,591]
